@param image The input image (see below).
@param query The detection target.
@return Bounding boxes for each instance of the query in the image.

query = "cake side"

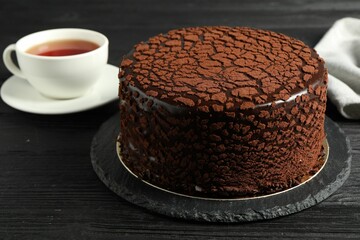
[118,77,327,197]
[118,26,327,197]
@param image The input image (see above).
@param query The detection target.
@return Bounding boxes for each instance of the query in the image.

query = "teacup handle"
[3,44,26,79]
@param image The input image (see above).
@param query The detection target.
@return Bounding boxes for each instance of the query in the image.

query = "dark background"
[0,0,359,239]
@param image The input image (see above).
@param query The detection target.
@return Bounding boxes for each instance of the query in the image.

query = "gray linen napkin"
[315,17,360,119]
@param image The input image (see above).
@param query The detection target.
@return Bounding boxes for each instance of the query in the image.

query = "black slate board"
[90,114,351,222]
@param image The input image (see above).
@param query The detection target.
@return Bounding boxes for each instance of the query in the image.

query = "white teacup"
[3,28,108,99]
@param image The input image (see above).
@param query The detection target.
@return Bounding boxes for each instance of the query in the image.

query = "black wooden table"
[0,0,359,239]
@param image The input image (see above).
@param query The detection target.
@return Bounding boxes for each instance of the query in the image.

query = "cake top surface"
[119,26,325,111]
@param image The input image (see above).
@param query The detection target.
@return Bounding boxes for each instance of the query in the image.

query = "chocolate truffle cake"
[118,26,327,198]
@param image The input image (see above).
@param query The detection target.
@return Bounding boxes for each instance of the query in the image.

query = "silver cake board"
[90,114,351,222]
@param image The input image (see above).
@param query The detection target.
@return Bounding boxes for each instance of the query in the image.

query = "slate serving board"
[91,114,351,222]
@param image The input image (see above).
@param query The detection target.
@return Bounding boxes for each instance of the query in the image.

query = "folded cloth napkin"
[315,17,360,119]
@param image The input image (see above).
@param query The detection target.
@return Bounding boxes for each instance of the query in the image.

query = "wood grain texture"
[0,0,360,239]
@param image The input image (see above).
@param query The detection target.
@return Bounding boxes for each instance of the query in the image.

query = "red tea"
[27,39,99,56]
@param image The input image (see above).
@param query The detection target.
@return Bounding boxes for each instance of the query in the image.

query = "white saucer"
[0,64,119,114]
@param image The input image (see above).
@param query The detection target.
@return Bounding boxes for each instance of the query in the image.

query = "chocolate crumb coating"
[118,26,327,198]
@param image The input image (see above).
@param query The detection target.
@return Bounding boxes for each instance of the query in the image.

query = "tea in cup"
[3,28,108,99]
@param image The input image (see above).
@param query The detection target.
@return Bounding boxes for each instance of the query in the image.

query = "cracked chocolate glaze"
[118,26,327,198]
[120,26,324,111]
